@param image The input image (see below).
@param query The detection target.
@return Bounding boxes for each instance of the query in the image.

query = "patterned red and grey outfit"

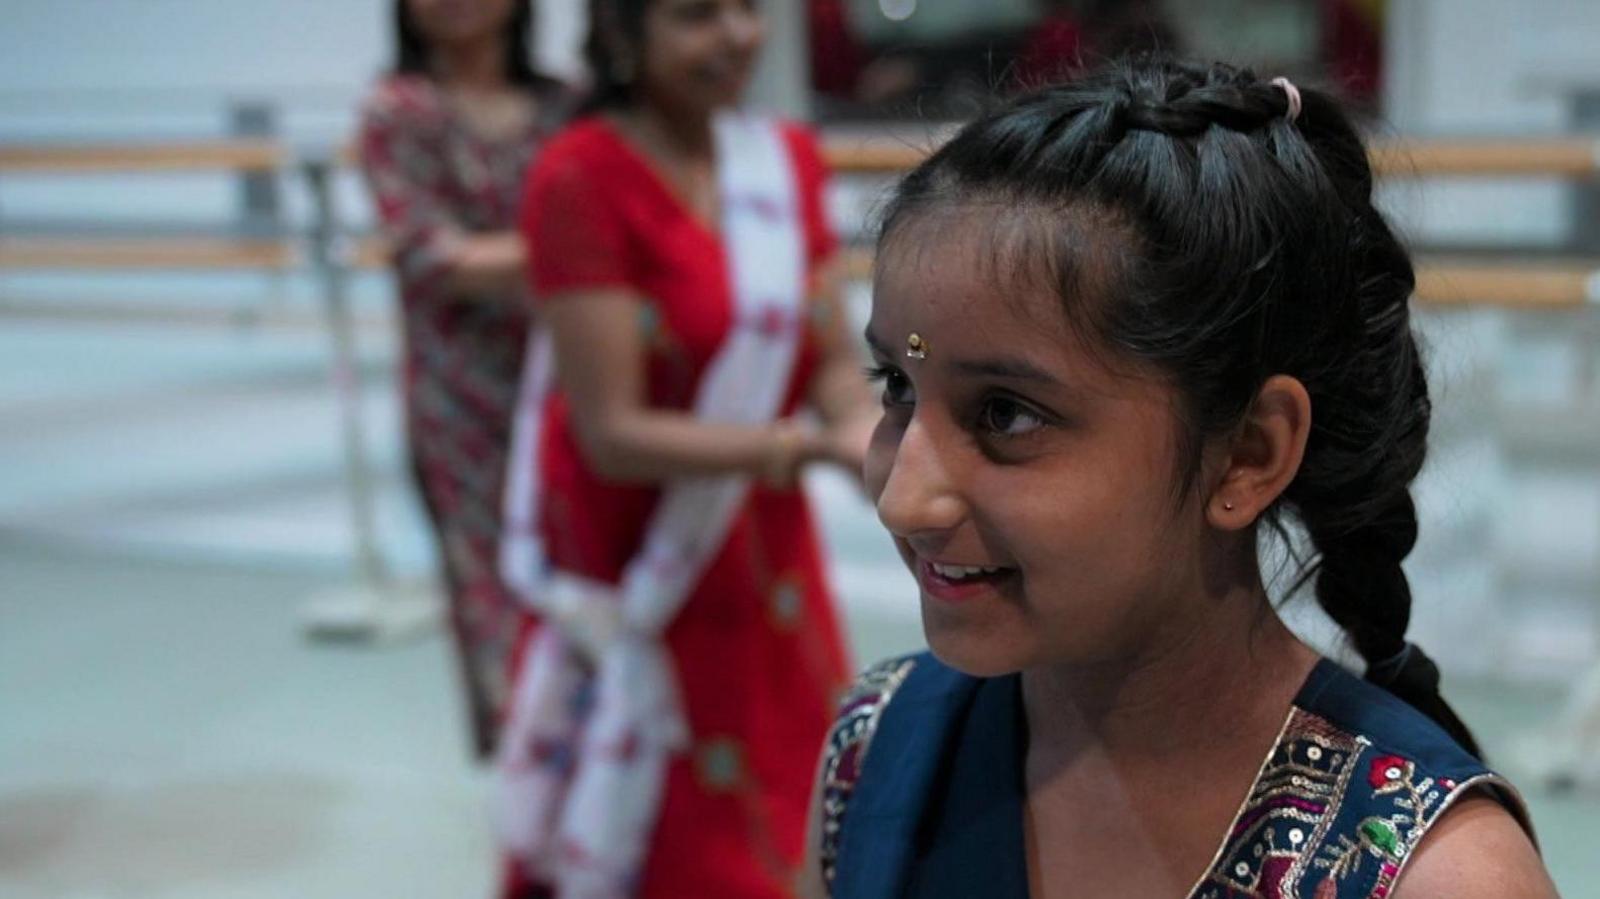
[358,74,568,757]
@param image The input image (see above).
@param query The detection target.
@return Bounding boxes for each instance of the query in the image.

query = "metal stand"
[1518,658,1600,791]
[297,156,441,643]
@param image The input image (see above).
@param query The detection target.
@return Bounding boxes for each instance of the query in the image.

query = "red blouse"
[519,117,839,581]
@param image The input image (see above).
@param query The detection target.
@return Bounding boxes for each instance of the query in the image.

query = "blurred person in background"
[1015,0,1090,88]
[1015,0,1179,90]
[357,0,573,759]
[1323,0,1385,108]
[808,0,869,102]
[492,0,877,895]
[808,0,920,113]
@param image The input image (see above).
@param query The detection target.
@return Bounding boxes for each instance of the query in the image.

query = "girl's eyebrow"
[948,356,1062,386]
[864,327,1063,387]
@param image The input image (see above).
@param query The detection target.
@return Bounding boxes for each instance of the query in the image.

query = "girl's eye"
[865,365,914,407]
[980,397,1045,437]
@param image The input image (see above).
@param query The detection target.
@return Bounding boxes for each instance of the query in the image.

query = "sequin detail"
[1194,709,1366,899]
[819,655,917,889]
[1311,753,1461,898]
[1192,709,1513,899]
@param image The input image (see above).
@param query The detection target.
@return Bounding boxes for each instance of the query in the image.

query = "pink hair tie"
[1270,77,1303,123]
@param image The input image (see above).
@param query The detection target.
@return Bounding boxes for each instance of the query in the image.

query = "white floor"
[0,540,496,899]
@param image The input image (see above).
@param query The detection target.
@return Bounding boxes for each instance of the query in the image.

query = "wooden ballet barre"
[1413,259,1600,308]
[1369,138,1600,179]
[328,130,1600,179]
[0,141,296,271]
[352,234,1598,310]
[0,140,287,174]
[839,247,1599,309]
[820,138,933,175]
[820,136,1600,180]
[329,132,1600,180]
[347,235,390,270]
[0,236,296,270]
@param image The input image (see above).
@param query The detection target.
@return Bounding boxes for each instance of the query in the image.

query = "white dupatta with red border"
[495,112,807,899]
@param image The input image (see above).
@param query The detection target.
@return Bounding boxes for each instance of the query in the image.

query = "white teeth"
[930,562,1004,580]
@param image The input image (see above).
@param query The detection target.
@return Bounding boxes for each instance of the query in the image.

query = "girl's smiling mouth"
[916,556,1018,602]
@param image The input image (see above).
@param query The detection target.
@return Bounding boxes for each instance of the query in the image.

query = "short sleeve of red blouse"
[521,120,839,299]
[521,129,638,297]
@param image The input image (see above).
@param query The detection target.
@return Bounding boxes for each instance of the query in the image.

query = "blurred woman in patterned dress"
[357,0,571,757]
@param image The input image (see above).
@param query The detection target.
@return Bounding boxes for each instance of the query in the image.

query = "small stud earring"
[1223,501,1236,511]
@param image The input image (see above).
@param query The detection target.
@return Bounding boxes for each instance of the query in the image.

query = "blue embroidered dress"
[820,653,1533,899]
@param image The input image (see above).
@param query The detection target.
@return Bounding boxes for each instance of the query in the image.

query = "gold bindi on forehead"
[905,332,928,360]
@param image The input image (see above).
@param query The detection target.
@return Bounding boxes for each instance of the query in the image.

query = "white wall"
[0,0,589,229]
[0,0,381,142]
[0,0,587,143]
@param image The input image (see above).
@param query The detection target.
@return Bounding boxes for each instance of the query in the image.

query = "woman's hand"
[759,413,877,490]
[761,418,828,490]
[547,293,838,484]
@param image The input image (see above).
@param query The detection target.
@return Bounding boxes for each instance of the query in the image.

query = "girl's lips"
[916,557,1015,603]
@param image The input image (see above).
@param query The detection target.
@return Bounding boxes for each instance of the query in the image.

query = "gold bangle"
[764,421,802,486]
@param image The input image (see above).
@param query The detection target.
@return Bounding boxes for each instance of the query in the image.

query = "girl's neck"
[1020,578,1318,776]
[430,33,509,92]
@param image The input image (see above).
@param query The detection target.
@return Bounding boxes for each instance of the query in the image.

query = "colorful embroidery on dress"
[819,655,917,888]
[1193,708,1498,899]
[1194,709,1366,899]
[1308,753,1454,898]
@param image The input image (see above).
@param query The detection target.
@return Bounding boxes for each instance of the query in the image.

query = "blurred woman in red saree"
[494,1,877,897]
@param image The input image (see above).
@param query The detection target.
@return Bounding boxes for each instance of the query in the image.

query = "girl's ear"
[1207,375,1311,530]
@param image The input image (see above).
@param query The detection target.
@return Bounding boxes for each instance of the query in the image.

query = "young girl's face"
[864,213,1215,677]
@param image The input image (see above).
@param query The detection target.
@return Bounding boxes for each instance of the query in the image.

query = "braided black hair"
[880,55,1481,758]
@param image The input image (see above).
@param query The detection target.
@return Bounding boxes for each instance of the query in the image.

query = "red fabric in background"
[1015,14,1089,89]
[1324,0,1385,105]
